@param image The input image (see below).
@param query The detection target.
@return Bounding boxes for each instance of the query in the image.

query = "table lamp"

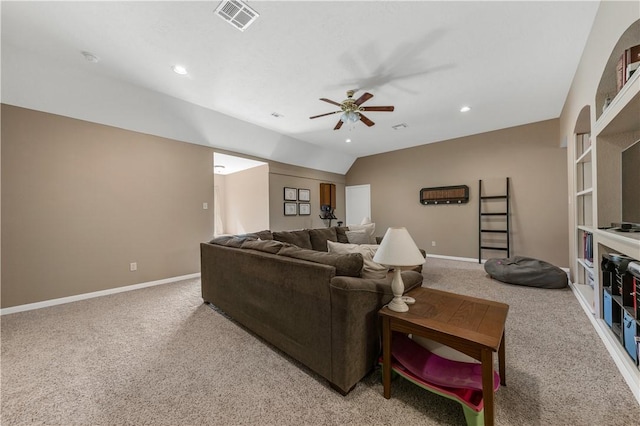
[373,227,425,312]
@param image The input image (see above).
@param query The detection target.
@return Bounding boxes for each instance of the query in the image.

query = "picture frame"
[298,188,310,202]
[299,203,311,215]
[284,202,297,216]
[284,187,297,201]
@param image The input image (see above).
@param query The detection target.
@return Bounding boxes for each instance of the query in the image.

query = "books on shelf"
[583,231,593,267]
[616,44,640,91]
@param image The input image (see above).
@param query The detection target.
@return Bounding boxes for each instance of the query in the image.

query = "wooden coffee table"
[379,287,509,426]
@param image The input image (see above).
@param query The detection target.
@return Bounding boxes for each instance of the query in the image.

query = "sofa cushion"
[327,241,388,279]
[252,229,274,240]
[346,223,376,244]
[209,235,256,248]
[241,239,287,254]
[335,226,350,243]
[278,246,363,277]
[272,229,313,249]
[309,227,338,251]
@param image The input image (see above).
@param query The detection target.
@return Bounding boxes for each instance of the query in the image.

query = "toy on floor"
[382,333,500,426]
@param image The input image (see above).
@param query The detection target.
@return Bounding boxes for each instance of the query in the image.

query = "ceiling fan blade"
[334,120,344,130]
[310,111,341,119]
[360,106,395,112]
[320,98,342,107]
[359,113,375,127]
[354,92,373,106]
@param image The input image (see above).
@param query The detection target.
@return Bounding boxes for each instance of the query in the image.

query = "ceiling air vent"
[215,0,259,32]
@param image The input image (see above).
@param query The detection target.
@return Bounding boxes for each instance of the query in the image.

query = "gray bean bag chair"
[484,256,568,289]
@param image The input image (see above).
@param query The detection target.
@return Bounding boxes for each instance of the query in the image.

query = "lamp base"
[387,268,409,312]
[388,296,409,312]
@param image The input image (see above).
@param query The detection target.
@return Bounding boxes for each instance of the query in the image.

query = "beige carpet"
[2,258,639,425]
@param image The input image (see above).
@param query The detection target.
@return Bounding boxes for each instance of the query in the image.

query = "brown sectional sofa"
[200,226,424,394]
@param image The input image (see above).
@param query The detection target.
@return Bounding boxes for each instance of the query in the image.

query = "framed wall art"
[284,202,297,216]
[284,187,297,201]
[299,203,311,215]
[298,188,310,202]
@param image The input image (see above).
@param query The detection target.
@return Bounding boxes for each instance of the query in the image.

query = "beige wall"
[1,105,215,308]
[219,164,270,235]
[346,119,569,266]
[268,162,346,231]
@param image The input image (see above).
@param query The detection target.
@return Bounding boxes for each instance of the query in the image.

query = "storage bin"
[603,289,613,327]
[623,310,638,363]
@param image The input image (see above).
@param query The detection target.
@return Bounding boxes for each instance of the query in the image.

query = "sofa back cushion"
[251,230,274,240]
[308,227,338,251]
[278,246,363,277]
[327,241,389,279]
[241,239,287,254]
[273,230,313,249]
[209,235,256,248]
[334,226,350,243]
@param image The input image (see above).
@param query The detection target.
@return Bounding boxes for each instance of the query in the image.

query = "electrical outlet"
[203,202,208,210]
[130,262,137,271]
[431,241,436,247]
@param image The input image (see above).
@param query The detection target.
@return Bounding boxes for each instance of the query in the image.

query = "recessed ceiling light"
[345,139,352,143]
[81,51,99,63]
[460,106,471,112]
[172,65,188,75]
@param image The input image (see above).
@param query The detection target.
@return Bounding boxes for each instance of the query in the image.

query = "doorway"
[345,184,371,225]
[213,152,269,235]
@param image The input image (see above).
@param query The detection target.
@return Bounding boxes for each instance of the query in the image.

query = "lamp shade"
[373,227,425,266]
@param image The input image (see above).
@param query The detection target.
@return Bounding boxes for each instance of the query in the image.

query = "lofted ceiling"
[1,1,600,174]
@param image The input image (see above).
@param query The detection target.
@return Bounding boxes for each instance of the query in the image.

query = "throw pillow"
[272,230,313,250]
[346,223,376,244]
[345,230,370,245]
[327,240,388,279]
[308,227,338,252]
[278,246,363,277]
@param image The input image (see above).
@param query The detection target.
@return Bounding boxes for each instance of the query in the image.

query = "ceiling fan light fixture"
[341,111,360,123]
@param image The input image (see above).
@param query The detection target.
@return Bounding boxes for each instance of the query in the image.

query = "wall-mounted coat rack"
[420,185,469,205]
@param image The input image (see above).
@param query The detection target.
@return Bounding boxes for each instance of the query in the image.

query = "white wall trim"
[427,254,482,264]
[0,273,201,315]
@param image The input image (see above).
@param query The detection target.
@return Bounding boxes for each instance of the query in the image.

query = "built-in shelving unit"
[569,20,640,404]
[573,129,595,314]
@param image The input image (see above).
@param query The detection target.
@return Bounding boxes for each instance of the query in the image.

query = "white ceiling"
[213,152,266,175]
[1,1,600,174]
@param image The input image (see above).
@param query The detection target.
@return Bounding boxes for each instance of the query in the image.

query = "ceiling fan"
[309,90,395,130]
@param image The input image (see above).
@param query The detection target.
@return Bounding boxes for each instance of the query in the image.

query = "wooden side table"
[379,287,509,426]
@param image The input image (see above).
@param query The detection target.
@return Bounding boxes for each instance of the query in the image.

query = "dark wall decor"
[420,185,469,205]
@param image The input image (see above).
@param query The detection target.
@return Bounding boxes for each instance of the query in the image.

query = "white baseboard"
[426,254,483,264]
[0,273,201,315]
